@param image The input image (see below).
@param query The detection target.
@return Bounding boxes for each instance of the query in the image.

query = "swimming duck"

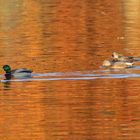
[3,65,33,79]
[112,52,140,62]
[102,60,133,69]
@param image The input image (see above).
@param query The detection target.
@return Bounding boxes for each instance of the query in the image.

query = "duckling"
[3,65,33,79]
[112,52,140,62]
[102,60,133,69]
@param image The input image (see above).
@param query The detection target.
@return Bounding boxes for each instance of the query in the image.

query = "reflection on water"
[0,0,140,140]
[123,0,140,55]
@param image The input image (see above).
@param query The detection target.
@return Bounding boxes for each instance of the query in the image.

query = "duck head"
[3,65,11,73]
[112,52,120,59]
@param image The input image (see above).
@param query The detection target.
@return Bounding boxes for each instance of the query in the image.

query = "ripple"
[1,72,140,83]
[1,66,140,83]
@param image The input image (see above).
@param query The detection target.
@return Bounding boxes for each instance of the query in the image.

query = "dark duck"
[3,65,33,80]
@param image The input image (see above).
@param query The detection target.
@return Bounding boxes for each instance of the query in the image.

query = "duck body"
[102,60,133,69]
[112,52,140,62]
[11,68,32,78]
[3,65,32,79]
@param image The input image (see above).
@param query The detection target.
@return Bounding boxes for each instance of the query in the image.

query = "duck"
[102,60,134,69]
[3,65,33,80]
[112,52,140,62]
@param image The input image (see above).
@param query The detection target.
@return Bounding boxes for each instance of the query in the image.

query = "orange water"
[0,0,140,140]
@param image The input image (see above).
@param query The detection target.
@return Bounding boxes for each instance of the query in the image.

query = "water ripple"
[1,71,140,83]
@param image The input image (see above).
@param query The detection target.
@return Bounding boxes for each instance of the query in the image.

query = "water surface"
[0,0,140,140]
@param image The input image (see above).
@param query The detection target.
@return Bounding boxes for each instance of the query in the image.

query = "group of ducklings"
[102,52,140,69]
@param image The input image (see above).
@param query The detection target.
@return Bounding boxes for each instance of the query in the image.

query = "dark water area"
[0,0,140,140]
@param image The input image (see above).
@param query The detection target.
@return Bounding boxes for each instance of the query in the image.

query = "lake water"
[0,0,140,140]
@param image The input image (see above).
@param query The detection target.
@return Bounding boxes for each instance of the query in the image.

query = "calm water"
[0,0,140,140]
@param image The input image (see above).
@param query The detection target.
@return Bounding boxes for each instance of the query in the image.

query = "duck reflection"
[3,81,11,90]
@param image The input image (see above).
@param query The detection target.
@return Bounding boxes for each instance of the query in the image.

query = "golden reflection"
[51,0,124,71]
[123,0,140,55]
[0,0,140,140]
[17,0,43,57]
